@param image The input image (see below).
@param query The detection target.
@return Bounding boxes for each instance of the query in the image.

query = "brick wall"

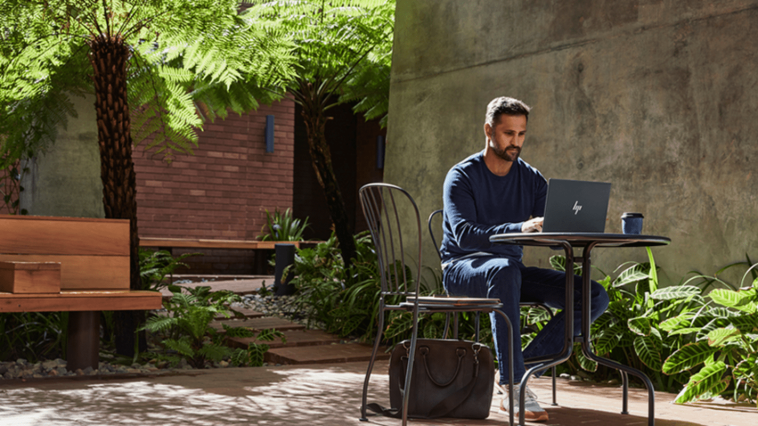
[133,99,295,273]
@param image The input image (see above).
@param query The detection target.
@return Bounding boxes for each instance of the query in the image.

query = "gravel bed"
[0,357,207,381]
[0,292,314,381]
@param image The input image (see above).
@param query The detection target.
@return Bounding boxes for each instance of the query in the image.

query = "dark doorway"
[293,103,385,241]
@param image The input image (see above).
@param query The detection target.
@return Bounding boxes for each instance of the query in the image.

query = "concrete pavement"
[1,360,756,426]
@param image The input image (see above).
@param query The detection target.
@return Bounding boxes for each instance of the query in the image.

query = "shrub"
[662,261,758,405]
[258,208,309,241]
[141,285,283,368]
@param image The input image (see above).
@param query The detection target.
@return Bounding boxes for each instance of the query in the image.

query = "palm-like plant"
[0,0,295,355]
[243,0,394,273]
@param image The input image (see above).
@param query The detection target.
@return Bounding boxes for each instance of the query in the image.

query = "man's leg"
[443,256,524,385]
[519,266,610,364]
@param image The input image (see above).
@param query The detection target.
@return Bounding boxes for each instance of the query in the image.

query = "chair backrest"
[427,209,443,261]
[358,183,422,298]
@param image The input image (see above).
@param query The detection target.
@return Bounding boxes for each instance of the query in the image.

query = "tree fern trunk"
[298,82,357,273]
[89,35,144,356]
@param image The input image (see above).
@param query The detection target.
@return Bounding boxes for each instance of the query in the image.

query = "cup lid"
[621,212,644,218]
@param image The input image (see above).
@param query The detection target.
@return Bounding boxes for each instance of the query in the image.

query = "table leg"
[67,311,100,371]
[579,245,655,426]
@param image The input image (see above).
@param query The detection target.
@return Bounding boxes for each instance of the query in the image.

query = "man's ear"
[484,122,492,139]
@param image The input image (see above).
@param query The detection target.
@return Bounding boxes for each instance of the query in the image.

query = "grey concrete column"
[19,93,104,218]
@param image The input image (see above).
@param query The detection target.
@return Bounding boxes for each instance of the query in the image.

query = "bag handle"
[420,345,466,387]
[425,348,480,418]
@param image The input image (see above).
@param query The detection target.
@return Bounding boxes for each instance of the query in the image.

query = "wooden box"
[0,261,62,294]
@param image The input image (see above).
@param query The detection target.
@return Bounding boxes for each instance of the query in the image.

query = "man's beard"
[495,145,521,162]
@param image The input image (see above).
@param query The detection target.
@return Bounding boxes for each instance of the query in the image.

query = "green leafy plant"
[139,248,202,291]
[662,261,758,406]
[141,285,283,368]
[288,231,496,348]
[550,248,708,392]
[0,312,67,362]
[258,208,310,241]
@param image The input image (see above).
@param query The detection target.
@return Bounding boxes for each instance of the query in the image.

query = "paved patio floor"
[0,360,755,426]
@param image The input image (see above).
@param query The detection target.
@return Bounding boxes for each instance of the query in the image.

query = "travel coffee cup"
[621,213,644,235]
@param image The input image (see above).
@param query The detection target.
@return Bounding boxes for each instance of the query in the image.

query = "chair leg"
[401,308,421,426]
[360,308,386,421]
[453,312,459,338]
[442,312,451,339]
[552,366,557,405]
[474,312,480,342]
[621,370,629,415]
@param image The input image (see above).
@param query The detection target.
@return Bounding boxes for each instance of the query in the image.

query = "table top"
[489,232,670,248]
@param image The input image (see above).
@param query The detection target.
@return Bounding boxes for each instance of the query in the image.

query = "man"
[440,96,609,422]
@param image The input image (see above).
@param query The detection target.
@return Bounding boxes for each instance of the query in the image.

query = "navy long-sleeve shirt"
[440,151,548,264]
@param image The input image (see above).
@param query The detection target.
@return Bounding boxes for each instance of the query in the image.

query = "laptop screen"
[541,179,611,233]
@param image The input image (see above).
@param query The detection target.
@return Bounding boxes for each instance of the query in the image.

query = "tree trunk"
[298,81,357,273]
[89,35,145,357]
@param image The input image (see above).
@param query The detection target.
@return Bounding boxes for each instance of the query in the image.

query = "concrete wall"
[19,94,105,218]
[385,0,758,284]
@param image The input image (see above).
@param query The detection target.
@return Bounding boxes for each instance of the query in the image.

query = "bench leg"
[67,311,100,371]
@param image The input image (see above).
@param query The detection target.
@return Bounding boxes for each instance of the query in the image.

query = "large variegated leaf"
[628,316,652,336]
[634,334,662,371]
[607,300,633,322]
[708,307,739,318]
[708,288,757,313]
[594,325,623,354]
[659,313,695,331]
[590,313,617,334]
[696,318,732,340]
[667,327,701,336]
[575,343,598,372]
[613,265,650,288]
[730,313,758,333]
[663,342,717,374]
[733,354,758,380]
[707,327,741,347]
[674,361,729,404]
[650,286,701,300]
[549,255,583,275]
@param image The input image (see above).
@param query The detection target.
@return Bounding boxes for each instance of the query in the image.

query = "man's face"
[485,114,527,162]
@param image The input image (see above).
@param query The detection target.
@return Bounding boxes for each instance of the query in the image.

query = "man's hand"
[521,217,544,233]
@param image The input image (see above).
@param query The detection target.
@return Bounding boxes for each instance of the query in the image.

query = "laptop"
[541,179,612,233]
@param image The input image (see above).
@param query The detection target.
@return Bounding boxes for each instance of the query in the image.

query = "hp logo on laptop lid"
[542,179,611,233]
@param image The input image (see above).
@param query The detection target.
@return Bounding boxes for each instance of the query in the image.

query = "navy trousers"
[443,256,609,385]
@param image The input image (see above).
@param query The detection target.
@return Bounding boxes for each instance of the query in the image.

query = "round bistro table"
[489,233,670,426]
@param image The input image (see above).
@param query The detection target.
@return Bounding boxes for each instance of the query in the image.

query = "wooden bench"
[139,238,319,274]
[0,215,162,371]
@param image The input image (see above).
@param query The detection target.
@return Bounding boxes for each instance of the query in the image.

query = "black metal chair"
[358,183,516,425]
[427,209,559,406]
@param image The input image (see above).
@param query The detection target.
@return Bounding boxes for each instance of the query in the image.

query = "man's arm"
[443,169,524,251]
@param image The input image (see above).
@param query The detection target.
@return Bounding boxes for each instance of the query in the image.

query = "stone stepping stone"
[209,317,305,333]
[152,307,263,320]
[226,329,341,350]
[264,343,390,365]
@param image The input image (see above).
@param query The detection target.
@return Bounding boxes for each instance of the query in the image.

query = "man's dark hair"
[485,96,531,128]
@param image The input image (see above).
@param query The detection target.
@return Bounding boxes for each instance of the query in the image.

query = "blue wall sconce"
[265,115,275,153]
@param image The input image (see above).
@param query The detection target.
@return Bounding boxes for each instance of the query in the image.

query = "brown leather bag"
[375,339,495,419]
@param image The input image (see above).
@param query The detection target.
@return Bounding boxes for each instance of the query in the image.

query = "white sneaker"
[499,384,549,422]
